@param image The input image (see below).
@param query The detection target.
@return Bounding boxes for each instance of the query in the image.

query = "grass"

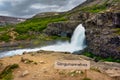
[14,15,67,34]
[0,64,19,80]
[15,34,36,40]
[0,14,68,42]
[0,33,11,42]
[83,52,120,63]
[67,0,112,15]
[80,0,109,13]
[90,67,101,73]
[0,27,8,32]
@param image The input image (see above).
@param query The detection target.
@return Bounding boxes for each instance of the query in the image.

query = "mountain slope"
[0,16,26,26]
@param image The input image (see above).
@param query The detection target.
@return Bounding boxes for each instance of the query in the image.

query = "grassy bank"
[0,64,19,80]
[83,52,120,63]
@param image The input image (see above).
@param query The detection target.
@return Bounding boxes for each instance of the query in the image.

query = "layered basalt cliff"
[84,12,120,59]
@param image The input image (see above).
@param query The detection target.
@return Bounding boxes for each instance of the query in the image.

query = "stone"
[39,61,45,64]
[21,70,29,77]
[43,21,80,37]
[23,51,27,55]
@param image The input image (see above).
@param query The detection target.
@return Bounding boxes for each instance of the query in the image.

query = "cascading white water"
[40,24,86,52]
[0,24,86,58]
[71,24,86,47]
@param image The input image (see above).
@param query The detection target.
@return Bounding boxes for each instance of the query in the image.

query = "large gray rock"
[43,21,81,37]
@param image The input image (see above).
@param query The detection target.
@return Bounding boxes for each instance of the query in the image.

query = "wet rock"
[23,51,27,55]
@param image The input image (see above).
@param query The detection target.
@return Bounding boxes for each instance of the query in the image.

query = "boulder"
[43,21,80,38]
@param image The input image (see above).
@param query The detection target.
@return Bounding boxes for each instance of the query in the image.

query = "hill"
[0,16,26,26]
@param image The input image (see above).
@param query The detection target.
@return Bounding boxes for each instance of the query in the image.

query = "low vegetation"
[0,14,67,42]
[114,28,120,35]
[83,52,120,63]
[80,4,107,13]
[80,0,110,13]
[0,64,19,80]
[0,33,11,42]
[15,15,67,34]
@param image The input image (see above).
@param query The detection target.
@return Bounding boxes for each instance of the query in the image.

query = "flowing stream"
[0,24,86,58]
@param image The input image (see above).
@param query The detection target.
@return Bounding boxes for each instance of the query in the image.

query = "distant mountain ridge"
[0,16,26,26]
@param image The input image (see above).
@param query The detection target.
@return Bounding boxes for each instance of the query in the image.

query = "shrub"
[15,34,35,40]
[0,64,19,80]
[0,33,11,42]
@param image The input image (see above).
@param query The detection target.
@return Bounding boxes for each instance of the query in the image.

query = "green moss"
[114,28,120,35]
[83,52,120,63]
[50,36,70,40]
[0,64,19,80]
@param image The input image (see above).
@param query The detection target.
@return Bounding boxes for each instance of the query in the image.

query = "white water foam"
[40,24,86,52]
[0,24,86,58]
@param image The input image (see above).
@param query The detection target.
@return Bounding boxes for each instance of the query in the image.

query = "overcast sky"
[0,0,86,18]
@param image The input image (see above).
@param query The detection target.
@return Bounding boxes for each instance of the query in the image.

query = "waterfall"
[71,24,86,47]
[40,24,86,52]
[0,24,86,58]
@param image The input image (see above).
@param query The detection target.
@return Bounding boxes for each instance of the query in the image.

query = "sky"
[0,0,86,18]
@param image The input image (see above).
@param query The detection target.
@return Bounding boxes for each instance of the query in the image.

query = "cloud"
[0,0,86,18]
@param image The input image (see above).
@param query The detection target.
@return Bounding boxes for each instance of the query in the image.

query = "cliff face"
[43,0,120,59]
[84,12,120,59]
[44,21,80,37]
